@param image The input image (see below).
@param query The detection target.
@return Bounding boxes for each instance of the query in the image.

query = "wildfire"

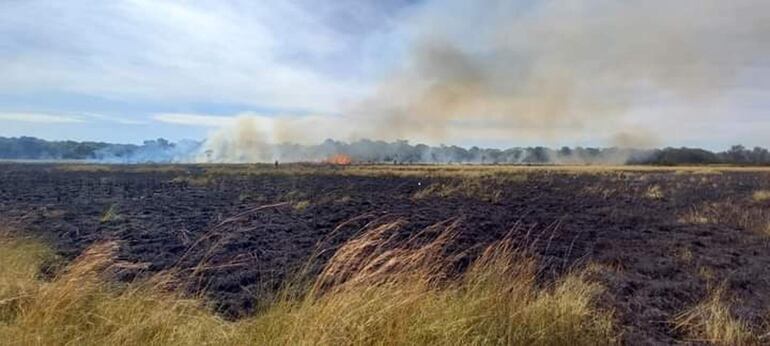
[326,154,352,165]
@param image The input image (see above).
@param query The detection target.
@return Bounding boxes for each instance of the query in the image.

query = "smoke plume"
[352,0,769,142]
[201,0,769,162]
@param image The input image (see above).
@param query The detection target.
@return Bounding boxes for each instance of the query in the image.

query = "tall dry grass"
[753,190,770,202]
[679,201,770,237]
[0,239,230,345]
[237,220,615,345]
[673,287,756,345]
[0,233,55,324]
[0,220,617,345]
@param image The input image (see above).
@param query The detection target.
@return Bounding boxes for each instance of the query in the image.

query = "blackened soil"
[1,164,769,345]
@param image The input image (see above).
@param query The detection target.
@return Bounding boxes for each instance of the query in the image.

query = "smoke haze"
[2,1,767,161]
[352,0,769,143]
[189,0,768,162]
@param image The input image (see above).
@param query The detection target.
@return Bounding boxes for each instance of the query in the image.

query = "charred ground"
[1,163,769,344]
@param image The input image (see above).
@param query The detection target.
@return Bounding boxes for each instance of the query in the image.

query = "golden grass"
[674,287,756,345]
[679,202,770,237]
[57,164,188,174]
[100,204,121,223]
[240,220,616,345]
[753,190,770,202]
[0,239,230,345]
[50,162,770,180]
[644,185,665,200]
[412,178,506,203]
[170,175,214,186]
[0,233,56,324]
[0,221,618,345]
[293,200,311,212]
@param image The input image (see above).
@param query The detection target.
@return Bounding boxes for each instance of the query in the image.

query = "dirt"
[1,163,769,345]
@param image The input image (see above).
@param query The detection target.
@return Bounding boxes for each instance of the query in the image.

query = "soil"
[1,163,769,345]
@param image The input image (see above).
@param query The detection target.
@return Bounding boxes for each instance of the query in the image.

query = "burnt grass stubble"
[1,163,769,344]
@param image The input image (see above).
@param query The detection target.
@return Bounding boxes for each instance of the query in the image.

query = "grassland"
[51,161,770,178]
[3,162,770,344]
[0,225,617,346]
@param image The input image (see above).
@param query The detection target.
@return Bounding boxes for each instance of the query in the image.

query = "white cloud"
[83,113,148,125]
[0,1,768,148]
[0,1,396,113]
[152,113,236,127]
[0,113,86,124]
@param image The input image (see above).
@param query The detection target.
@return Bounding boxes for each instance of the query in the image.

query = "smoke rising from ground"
[352,0,769,143]
[4,136,770,166]
[194,0,769,162]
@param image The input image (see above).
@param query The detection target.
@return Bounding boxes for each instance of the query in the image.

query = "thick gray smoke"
[351,0,770,145]
[94,137,650,165]
[5,136,768,165]
[194,0,769,162]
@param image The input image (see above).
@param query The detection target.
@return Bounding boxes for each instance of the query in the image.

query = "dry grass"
[411,174,527,203]
[170,175,214,186]
[0,232,56,324]
[100,204,121,223]
[679,202,770,236]
[0,240,230,345]
[235,220,616,345]
[675,246,694,265]
[753,190,770,202]
[0,220,618,345]
[58,164,188,174]
[293,200,311,212]
[412,178,505,203]
[674,287,756,345]
[53,163,770,178]
[644,185,665,200]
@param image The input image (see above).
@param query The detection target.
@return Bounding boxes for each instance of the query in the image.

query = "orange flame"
[326,154,352,165]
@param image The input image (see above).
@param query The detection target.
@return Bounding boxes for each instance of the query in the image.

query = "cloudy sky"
[0,0,768,149]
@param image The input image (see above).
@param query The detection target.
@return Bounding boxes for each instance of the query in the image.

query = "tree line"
[0,136,768,165]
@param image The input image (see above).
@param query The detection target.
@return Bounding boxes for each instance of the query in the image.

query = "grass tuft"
[0,238,229,345]
[0,233,56,324]
[293,200,311,212]
[100,204,121,224]
[674,287,755,345]
[679,202,770,237]
[644,185,664,200]
[235,220,616,345]
[0,221,617,345]
[753,190,770,202]
[412,177,512,203]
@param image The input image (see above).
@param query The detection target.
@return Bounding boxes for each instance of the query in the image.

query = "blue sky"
[0,0,768,149]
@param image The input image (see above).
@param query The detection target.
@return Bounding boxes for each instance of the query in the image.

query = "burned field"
[1,163,769,344]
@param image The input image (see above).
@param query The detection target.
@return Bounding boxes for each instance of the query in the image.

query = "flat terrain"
[1,163,769,344]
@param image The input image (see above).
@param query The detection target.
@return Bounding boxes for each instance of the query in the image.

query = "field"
[1,163,770,344]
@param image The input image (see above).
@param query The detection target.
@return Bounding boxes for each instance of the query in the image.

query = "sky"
[0,0,768,150]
